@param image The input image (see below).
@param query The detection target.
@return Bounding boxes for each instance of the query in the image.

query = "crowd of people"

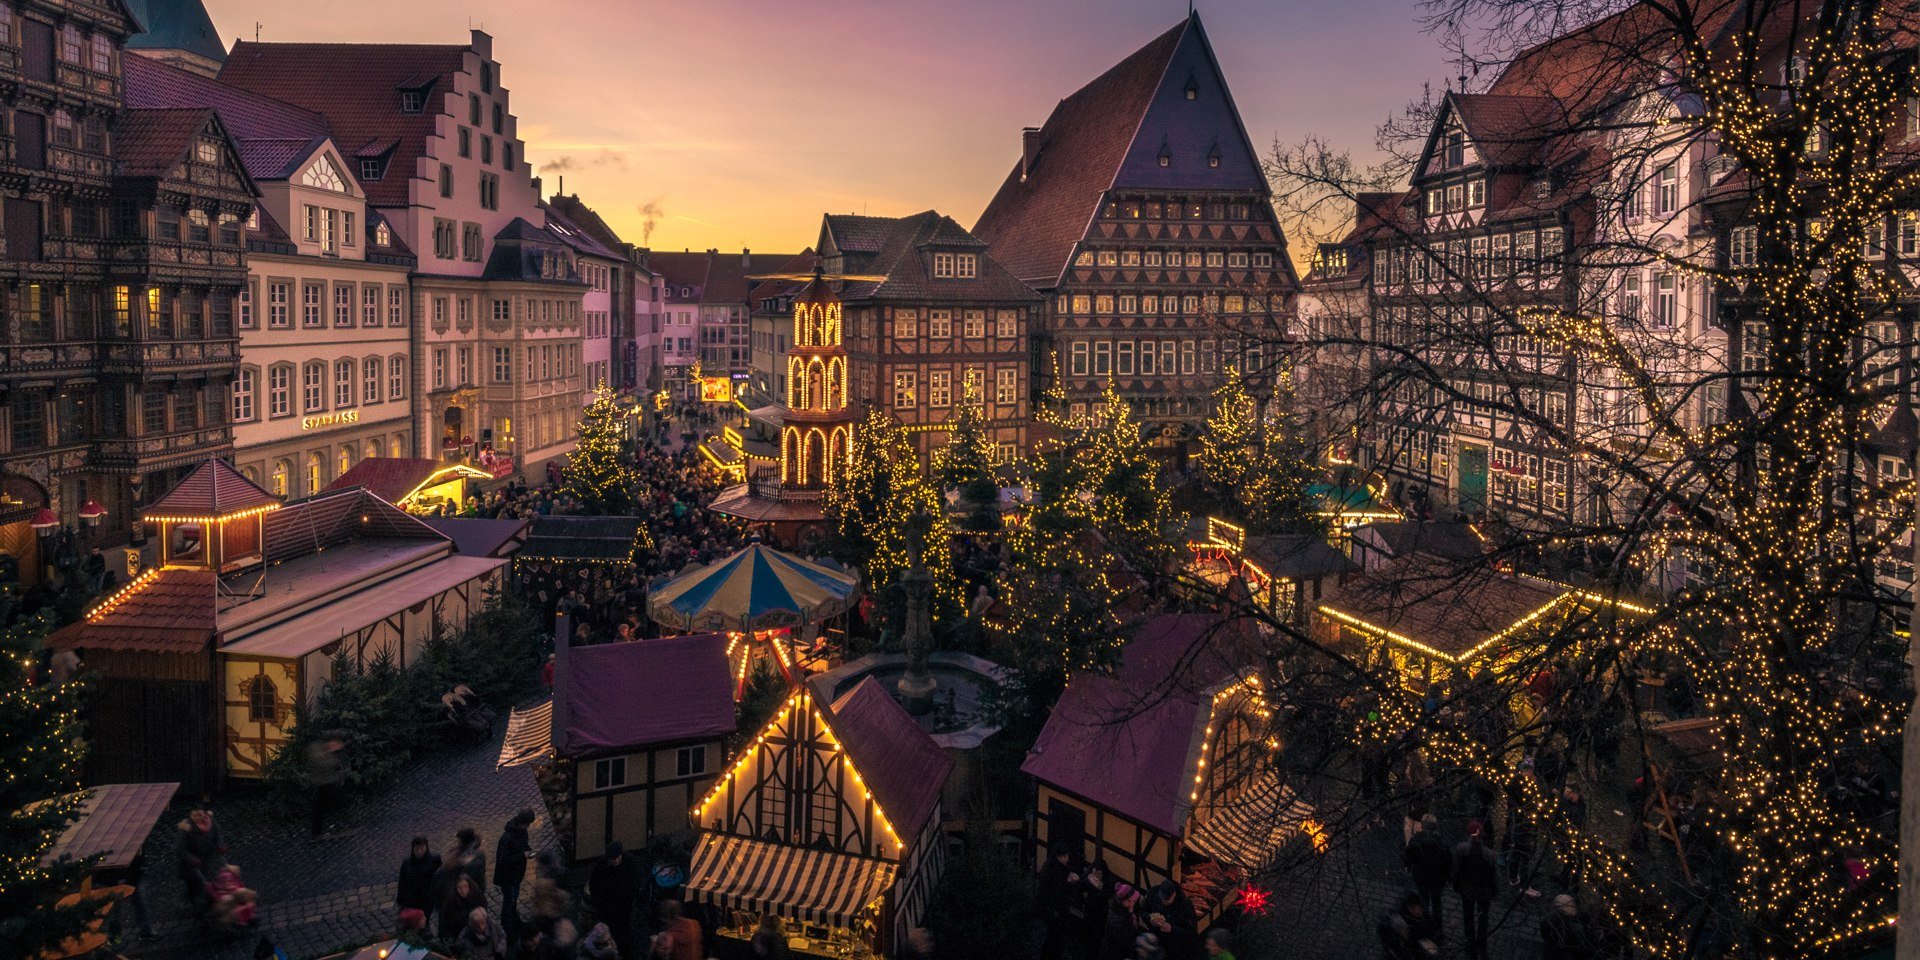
[1034,845,1240,960]
[389,814,706,960]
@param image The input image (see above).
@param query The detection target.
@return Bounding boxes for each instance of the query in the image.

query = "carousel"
[648,539,860,697]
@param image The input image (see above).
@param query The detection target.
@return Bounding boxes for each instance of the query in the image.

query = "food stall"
[687,678,952,958]
[327,457,494,515]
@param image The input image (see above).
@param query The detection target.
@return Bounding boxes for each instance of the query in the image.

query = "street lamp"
[78,499,105,526]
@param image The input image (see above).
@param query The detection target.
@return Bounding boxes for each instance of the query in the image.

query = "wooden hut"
[1023,614,1310,925]
[687,678,953,958]
[1184,516,1357,625]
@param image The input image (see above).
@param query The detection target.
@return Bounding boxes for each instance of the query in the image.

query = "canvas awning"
[1183,772,1312,871]
[687,832,896,929]
[498,697,553,769]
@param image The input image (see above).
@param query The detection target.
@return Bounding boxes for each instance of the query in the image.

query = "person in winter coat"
[655,899,703,960]
[439,873,489,941]
[589,842,641,958]
[450,827,488,892]
[578,922,621,960]
[1540,894,1598,960]
[1452,824,1501,960]
[397,836,442,915]
[1101,884,1145,960]
[1036,846,1080,960]
[529,852,571,936]
[1378,891,1438,960]
[1402,815,1453,927]
[453,906,506,960]
[494,810,535,937]
[750,913,791,959]
[176,808,226,911]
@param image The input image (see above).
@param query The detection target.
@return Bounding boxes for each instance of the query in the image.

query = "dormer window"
[374,221,390,246]
[301,156,347,192]
[1445,131,1465,168]
[359,158,383,181]
[932,252,977,279]
[1184,71,1198,100]
[400,89,423,113]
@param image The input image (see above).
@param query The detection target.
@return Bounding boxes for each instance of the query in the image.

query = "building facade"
[651,248,794,399]
[971,13,1299,458]
[219,31,586,477]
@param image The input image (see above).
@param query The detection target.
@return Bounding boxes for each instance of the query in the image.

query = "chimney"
[742,248,751,269]
[530,175,542,197]
[1021,127,1042,182]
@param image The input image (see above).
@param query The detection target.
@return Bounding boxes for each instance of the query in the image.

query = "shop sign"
[302,410,360,430]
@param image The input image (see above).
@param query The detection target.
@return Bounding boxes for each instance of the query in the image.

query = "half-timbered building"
[48,458,504,792]
[971,12,1298,459]
[687,677,953,958]
[1024,614,1306,925]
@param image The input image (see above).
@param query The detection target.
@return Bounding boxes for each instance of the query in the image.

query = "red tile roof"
[113,107,214,179]
[1021,614,1253,836]
[49,568,219,653]
[546,194,629,255]
[127,53,327,144]
[142,458,281,521]
[557,632,737,754]
[218,40,470,207]
[970,20,1187,285]
[650,250,800,306]
[327,457,454,504]
[825,677,954,838]
[824,211,1040,305]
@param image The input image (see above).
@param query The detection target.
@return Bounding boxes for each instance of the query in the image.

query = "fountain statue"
[896,508,938,715]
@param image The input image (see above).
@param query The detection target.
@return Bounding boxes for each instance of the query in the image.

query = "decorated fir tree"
[559,386,636,514]
[0,617,94,956]
[934,384,1002,531]
[1198,364,1259,497]
[1196,365,1320,535]
[824,409,959,611]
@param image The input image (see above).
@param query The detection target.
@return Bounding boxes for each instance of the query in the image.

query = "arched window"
[390,437,403,458]
[306,452,324,495]
[807,358,825,410]
[300,156,347,192]
[827,357,845,409]
[241,464,262,485]
[246,676,278,723]
[271,459,291,496]
[337,444,353,477]
[302,361,326,413]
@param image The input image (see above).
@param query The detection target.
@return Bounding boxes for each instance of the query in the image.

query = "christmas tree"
[934,383,1001,532]
[1197,364,1320,535]
[825,409,959,610]
[0,617,94,956]
[560,386,636,514]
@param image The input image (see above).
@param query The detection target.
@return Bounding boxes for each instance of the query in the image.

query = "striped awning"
[497,698,553,770]
[686,832,896,928]
[649,542,860,634]
[1184,772,1313,871]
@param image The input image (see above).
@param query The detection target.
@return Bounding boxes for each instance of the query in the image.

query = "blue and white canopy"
[649,542,860,634]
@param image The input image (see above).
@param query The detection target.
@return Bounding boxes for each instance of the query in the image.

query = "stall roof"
[1021,614,1258,836]
[221,554,505,657]
[421,517,529,558]
[49,569,219,652]
[520,515,643,561]
[1352,521,1485,564]
[558,633,736,755]
[142,458,279,521]
[1317,563,1578,661]
[1243,533,1359,579]
[328,458,489,505]
[824,678,954,838]
[37,782,178,870]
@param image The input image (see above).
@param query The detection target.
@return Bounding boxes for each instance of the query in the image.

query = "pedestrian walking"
[1203,928,1236,960]
[307,737,346,836]
[1452,823,1500,959]
[1036,845,1080,960]
[397,836,443,914]
[589,841,641,957]
[494,809,534,937]
[1540,894,1598,960]
[176,807,226,912]
[1403,814,1451,927]
[451,827,488,892]
[453,905,507,960]
[653,899,702,960]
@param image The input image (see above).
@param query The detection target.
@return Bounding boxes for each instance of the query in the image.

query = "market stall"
[687,678,952,958]
[1024,615,1306,926]
[648,540,859,697]
[34,782,178,960]
[1184,516,1357,625]
[328,458,494,515]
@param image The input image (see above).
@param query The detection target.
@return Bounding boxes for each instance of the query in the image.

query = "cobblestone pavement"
[121,724,554,960]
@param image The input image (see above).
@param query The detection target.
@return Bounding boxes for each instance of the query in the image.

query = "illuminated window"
[929,371,951,408]
[893,372,916,409]
[301,157,346,192]
[271,459,290,496]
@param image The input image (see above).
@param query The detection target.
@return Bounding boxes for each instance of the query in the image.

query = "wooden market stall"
[1023,614,1312,925]
[686,677,953,959]
[1184,516,1357,625]
[34,782,178,959]
[328,457,494,515]
[498,618,736,863]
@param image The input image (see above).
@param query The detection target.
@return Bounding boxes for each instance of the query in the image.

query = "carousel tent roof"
[142,458,280,520]
[1021,614,1256,836]
[648,541,858,633]
[520,515,643,562]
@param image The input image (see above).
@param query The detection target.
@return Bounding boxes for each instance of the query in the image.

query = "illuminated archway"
[786,355,804,408]
[827,356,846,410]
[803,428,825,487]
[807,357,825,411]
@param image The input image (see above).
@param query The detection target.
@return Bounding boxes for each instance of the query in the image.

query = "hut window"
[593,757,626,789]
[676,746,707,777]
[246,676,278,723]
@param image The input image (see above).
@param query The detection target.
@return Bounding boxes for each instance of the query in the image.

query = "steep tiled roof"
[143,458,280,520]
[127,54,326,143]
[1448,93,1562,169]
[547,194,629,255]
[971,20,1186,285]
[49,568,219,653]
[825,211,1040,304]
[326,457,452,504]
[218,40,469,207]
[542,200,622,261]
[825,677,954,838]
[113,107,213,179]
[650,250,800,306]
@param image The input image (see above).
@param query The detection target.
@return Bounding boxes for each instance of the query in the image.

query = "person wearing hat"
[1037,844,1080,960]
[589,841,640,958]
[1101,883,1144,960]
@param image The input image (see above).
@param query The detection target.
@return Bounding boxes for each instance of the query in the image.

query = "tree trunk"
[1902,442,1920,960]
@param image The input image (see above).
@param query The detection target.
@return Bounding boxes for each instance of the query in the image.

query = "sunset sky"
[203,0,1456,256]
